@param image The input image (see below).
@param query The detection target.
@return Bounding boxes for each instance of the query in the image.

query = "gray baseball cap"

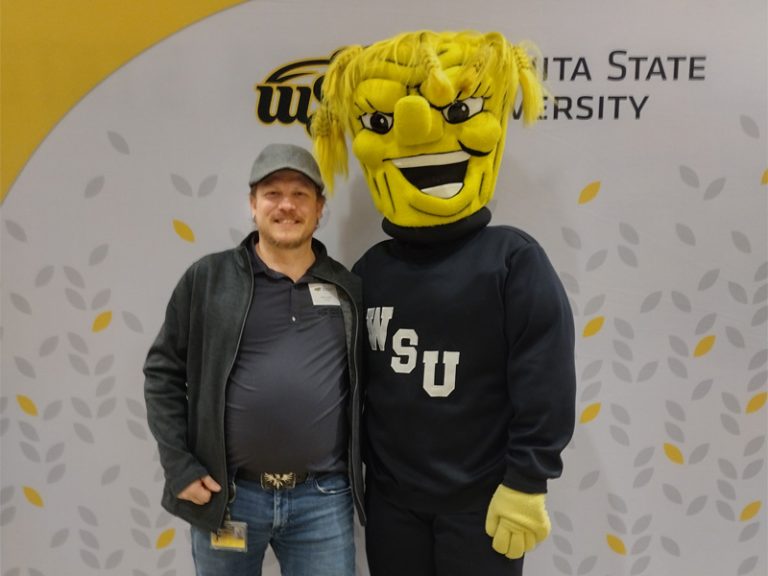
[248,143,324,193]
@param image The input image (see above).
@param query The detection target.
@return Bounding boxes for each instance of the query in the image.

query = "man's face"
[250,170,324,250]
[348,40,509,227]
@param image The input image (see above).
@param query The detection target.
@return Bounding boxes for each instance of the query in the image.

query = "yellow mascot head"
[312,30,544,228]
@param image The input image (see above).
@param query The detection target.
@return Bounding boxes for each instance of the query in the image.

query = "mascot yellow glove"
[485,485,551,559]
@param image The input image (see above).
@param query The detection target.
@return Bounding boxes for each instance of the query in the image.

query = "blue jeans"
[191,473,355,576]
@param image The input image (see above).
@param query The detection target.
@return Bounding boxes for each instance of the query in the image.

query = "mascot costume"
[312,30,576,576]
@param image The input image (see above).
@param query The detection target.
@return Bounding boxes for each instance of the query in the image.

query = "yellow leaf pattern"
[580,403,602,424]
[173,219,196,243]
[762,169,768,185]
[17,395,38,416]
[693,335,715,357]
[606,534,627,555]
[746,392,767,414]
[23,486,44,507]
[92,311,113,333]
[740,501,761,522]
[156,528,176,549]
[664,443,685,464]
[578,181,601,204]
[583,316,605,338]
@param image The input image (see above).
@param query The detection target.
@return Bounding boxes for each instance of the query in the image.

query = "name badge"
[210,520,248,552]
[309,283,341,306]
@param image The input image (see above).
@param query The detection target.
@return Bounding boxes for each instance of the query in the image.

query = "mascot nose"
[395,95,443,146]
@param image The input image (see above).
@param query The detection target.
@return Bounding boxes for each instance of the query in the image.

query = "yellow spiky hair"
[311,30,545,192]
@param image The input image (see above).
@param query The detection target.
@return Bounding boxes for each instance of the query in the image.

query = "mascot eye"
[442,98,484,124]
[360,112,394,134]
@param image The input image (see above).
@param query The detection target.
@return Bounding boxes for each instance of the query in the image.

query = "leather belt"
[238,471,309,490]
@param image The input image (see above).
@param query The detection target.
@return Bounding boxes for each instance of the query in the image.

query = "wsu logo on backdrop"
[254,54,336,131]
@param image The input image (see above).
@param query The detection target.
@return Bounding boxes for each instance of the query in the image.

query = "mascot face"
[313,31,543,228]
[350,44,506,226]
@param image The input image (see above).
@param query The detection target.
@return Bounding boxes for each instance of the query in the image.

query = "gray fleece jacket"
[143,232,365,531]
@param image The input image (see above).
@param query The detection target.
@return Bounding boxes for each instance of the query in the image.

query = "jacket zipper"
[316,272,365,523]
[216,246,255,527]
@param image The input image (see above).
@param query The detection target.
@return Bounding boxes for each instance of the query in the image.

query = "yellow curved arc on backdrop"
[1,0,247,203]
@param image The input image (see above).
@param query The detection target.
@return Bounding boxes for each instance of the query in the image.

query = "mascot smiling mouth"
[392,151,469,199]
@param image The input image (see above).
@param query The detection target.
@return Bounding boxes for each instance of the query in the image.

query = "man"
[312,31,576,576]
[144,143,364,576]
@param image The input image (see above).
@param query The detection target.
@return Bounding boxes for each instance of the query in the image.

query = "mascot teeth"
[392,151,470,199]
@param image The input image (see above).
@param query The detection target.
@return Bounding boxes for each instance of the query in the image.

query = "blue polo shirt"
[225,242,349,476]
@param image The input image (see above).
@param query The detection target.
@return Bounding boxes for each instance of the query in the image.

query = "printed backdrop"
[2,1,766,575]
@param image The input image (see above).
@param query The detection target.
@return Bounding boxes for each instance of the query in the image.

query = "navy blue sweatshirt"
[353,208,576,513]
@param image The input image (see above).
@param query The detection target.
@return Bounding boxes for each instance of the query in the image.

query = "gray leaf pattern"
[661,537,681,556]
[91,289,112,309]
[739,523,760,542]
[14,356,36,378]
[122,311,144,333]
[739,115,760,138]
[67,333,89,354]
[39,336,60,357]
[743,436,765,457]
[10,293,32,315]
[692,379,713,400]
[35,265,55,287]
[662,484,683,504]
[637,361,658,382]
[78,506,99,527]
[688,444,709,464]
[737,557,759,576]
[633,468,654,488]
[84,176,105,198]
[585,249,608,271]
[726,326,746,348]
[667,357,688,378]
[47,463,66,483]
[65,288,87,310]
[755,261,768,282]
[562,227,582,249]
[731,231,752,254]
[675,224,695,246]
[581,360,603,381]
[107,131,130,154]
[51,528,70,547]
[101,465,121,486]
[198,175,218,197]
[742,459,763,480]
[634,447,655,467]
[728,282,748,304]
[89,245,109,266]
[686,495,707,516]
[614,318,635,339]
[171,174,194,197]
[679,166,700,187]
[584,295,606,316]
[695,313,716,335]
[703,177,725,200]
[751,306,767,326]
[617,245,638,267]
[671,292,692,313]
[5,220,28,242]
[641,291,662,313]
[720,414,740,435]
[619,222,639,245]
[698,269,719,290]
[579,470,600,490]
[63,266,86,289]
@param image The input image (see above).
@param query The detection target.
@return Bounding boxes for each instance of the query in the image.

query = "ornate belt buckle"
[260,472,296,490]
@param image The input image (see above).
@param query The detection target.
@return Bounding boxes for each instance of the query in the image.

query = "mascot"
[312,30,576,576]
